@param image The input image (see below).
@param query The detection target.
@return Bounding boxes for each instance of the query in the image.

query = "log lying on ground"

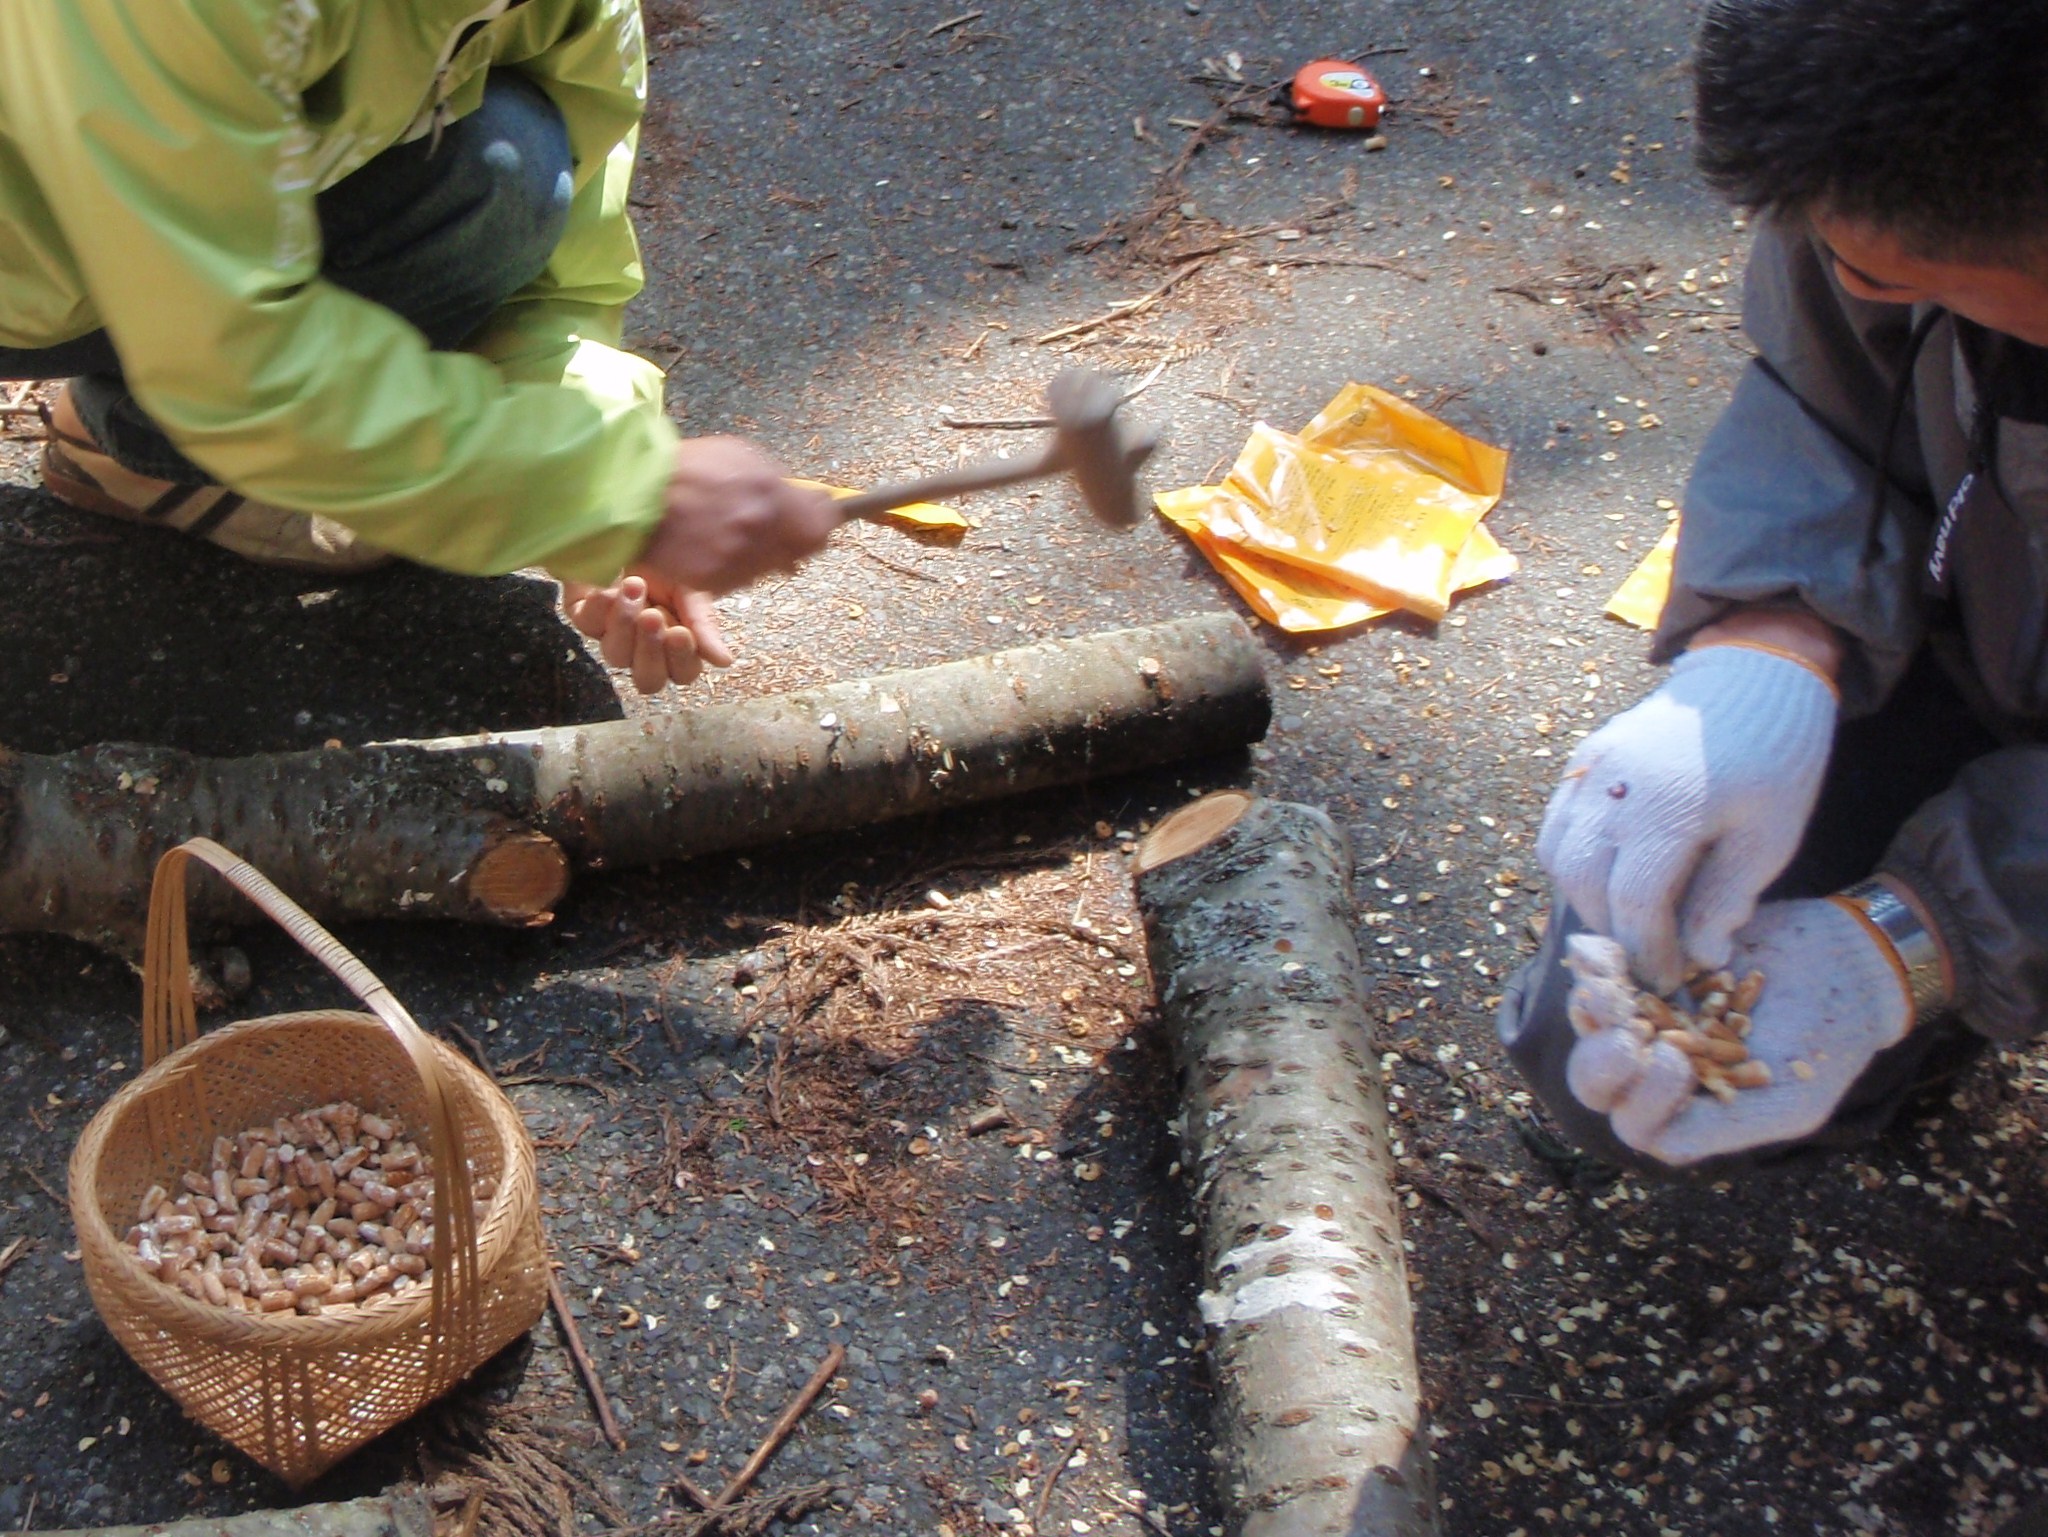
[0,615,1267,953]
[1135,793,1438,1537]
[46,1491,432,1537]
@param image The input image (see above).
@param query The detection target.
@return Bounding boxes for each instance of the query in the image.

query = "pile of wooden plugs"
[1635,970,1771,1100]
[122,1102,494,1314]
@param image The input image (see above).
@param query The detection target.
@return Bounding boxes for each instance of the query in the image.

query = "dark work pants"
[1497,647,2003,1177]
[0,71,574,483]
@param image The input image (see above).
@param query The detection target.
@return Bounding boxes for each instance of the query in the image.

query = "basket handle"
[142,838,482,1361]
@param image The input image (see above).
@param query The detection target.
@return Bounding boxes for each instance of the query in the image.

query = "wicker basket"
[68,839,549,1487]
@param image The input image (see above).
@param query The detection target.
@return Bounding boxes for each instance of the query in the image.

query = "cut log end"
[1133,790,1255,874]
[466,831,570,924]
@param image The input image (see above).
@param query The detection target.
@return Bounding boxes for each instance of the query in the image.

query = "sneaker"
[39,384,392,574]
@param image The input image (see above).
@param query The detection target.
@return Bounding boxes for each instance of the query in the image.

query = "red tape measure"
[1289,59,1385,130]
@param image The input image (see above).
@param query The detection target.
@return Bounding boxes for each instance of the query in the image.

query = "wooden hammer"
[833,369,1159,528]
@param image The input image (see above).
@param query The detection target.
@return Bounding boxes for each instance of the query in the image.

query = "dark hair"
[1695,0,2048,259]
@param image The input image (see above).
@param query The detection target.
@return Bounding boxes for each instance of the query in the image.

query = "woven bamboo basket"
[68,839,549,1487]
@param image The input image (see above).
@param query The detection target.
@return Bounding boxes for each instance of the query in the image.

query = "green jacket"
[0,0,674,580]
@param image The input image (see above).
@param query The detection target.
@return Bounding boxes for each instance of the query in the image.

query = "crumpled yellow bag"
[1157,488,1518,632]
[1605,518,1679,630]
[1154,383,1513,632]
[793,478,969,544]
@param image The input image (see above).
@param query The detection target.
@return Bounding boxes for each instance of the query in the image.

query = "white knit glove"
[1537,643,1837,994]
[1562,904,1911,1165]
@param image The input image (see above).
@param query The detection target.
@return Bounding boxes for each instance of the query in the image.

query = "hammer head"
[1045,368,1159,529]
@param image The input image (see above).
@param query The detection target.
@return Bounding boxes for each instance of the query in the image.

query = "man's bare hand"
[636,437,840,596]
[561,573,734,695]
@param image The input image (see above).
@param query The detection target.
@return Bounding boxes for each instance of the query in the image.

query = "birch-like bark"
[1,616,1268,953]
[1135,794,1438,1537]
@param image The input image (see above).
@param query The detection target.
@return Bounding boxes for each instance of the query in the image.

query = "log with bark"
[44,1490,432,1537]
[0,615,1267,954]
[1134,793,1439,1537]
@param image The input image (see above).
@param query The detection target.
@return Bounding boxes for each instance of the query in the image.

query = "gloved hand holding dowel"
[1534,614,1958,1163]
[1561,903,1918,1163]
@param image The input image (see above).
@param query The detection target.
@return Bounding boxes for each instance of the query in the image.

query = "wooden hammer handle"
[833,443,1063,522]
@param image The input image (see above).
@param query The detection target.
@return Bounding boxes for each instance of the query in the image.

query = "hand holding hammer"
[833,369,1160,528]
[569,369,1155,693]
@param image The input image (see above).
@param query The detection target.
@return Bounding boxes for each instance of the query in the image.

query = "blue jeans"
[0,70,574,483]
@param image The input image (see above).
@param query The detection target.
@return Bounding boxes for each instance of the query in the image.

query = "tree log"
[42,1491,432,1537]
[0,615,1267,952]
[1134,794,1438,1537]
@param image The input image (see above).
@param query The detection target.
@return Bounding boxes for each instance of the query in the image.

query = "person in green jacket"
[0,0,841,694]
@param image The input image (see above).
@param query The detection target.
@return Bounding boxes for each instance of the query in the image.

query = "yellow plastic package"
[1156,488,1518,632]
[793,478,969,543]
[1153,383,1513,632]
[1605,518,1679,630]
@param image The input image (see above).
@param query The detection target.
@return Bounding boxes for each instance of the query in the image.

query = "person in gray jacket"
[1500,0,2048,1171]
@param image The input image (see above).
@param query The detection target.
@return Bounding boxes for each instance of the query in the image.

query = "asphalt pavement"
[4,0,2048,1533]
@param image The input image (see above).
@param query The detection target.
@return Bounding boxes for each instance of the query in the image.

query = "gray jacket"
[1659,219,2048,1043]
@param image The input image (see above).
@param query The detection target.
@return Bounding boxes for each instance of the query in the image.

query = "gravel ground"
[4,0,2048,1533]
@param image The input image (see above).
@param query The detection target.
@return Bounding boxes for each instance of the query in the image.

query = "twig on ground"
[940,357,1169,430]
[1150,196,1353,264]
[940,412,1054,431]
[17,1164,62,1207]
[549,1269,630,1452]
[926,9,982,35]
[959,1049,1096,1076]
[1033,1437,1079,1527]
[712,1343,847,1508]
[1271,253,1430,282]
[718,1341,740,1421]
[1033,259,1210,346]
[1120,355,1171,401]
[445,1021,634,1459]
[0,1236,32,1288]
[500,1072,620,1102]
[673,1472,721,1511]
[1404,1170,1508,1253]
[534,1114,596,1153]
[965,1105,1014,1136]
[845,532,944,582]
[1105,1488,1174,1535]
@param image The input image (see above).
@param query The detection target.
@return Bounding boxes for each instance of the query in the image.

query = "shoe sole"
[41,440,393,576]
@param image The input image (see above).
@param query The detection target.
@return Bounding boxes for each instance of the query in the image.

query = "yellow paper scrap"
[1605,518,1679,630]
[1155,487,1517,633]
[1153,382,1514,632]
[793,478,970,544]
